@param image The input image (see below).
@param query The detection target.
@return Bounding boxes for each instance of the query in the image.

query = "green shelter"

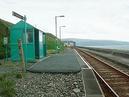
[34,29,46,58]
[10,20,46,61]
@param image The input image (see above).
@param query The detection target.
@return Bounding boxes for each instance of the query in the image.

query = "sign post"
[12,11,27,72]
[12,11,25,20]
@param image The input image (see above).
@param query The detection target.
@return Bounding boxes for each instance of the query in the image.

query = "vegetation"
[46,33,64,54]
[0,73,16,97]
[0,70,25,97]
[0,19,13,59]
[15,72,24,79]
[0,60,26,97]
[46,33,56,50]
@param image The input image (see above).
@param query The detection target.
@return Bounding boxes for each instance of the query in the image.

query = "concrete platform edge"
[74,49,105,97]
[27,56,50,71]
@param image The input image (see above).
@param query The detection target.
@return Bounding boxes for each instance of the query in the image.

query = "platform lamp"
[59,26,66,40]
[55,15,65,53]
[59,26,66,50]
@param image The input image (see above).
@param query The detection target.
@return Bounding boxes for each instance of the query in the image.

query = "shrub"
[0,79,15,97]
[0,74,7,81]
[15,72,23,79]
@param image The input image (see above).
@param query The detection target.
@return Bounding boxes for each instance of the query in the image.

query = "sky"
[1,0,129,41]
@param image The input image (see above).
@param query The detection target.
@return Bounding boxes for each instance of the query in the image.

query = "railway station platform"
[28,48,104,97]
[28,48,81,73]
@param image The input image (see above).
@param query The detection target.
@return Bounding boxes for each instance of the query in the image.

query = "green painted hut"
[10,20,46,61]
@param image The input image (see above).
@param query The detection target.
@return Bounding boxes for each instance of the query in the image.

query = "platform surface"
[28,48,105,97]
[28,48,81,73]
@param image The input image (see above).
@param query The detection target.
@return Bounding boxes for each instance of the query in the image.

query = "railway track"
[76,48,129,97]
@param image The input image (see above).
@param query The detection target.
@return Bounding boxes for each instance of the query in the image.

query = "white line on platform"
[74,49,92,69]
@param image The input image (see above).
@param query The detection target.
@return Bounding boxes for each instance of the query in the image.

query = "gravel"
[0,60,85,97]
[15,72,85,97]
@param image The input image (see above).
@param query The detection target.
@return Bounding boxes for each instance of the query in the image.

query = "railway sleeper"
[111,87,129,97]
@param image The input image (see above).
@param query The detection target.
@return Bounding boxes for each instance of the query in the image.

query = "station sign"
[3,37,8,45]
[12,11,26,20]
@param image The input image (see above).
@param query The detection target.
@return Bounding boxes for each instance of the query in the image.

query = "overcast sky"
[1,0,129,41]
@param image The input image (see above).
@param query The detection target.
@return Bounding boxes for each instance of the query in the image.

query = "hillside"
[46,33,64,53]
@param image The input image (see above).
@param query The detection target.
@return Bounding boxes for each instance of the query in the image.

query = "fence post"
[18,39,26,72]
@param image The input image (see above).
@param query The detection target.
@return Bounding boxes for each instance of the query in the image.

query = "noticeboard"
[3,37,8,45]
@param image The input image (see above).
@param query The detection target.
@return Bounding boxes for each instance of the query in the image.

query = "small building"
[0,18,13,59]
[63,41,76,47]
[10,20,46,61]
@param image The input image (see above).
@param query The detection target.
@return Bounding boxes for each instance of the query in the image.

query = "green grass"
[0,71,26,97]
[0,61,19,68]
[47,49,56,54]
[0,61,26,97]
[0,79,15,97]
[46,33,64,54]
[0,73,16,97]
[15,72,24,79]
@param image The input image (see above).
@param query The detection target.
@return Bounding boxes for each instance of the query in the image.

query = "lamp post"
[59,26,66,50]
[59,26,66,40]
[55,15,65,53]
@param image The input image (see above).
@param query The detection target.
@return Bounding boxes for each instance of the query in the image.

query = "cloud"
[1,0,129,41]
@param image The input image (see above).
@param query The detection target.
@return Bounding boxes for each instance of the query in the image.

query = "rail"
[76,48,129,97]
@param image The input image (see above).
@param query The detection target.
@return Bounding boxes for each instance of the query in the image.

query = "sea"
[85,45,129,51]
